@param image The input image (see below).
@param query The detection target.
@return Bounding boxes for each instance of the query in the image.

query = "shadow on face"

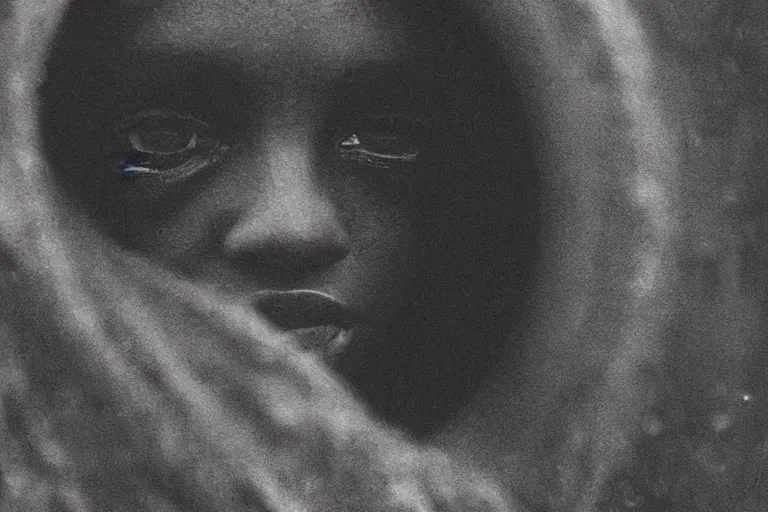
[41,0,538,436]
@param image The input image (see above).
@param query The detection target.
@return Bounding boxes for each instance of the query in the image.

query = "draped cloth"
[0,0,689,510]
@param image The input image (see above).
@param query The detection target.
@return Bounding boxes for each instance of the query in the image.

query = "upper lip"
[252,289,355,330]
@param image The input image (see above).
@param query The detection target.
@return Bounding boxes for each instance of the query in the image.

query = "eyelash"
[336,113,430,172]
[113,111,430,183]
[115,111,230,183]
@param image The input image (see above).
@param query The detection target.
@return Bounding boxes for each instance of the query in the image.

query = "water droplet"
[617,480,645,509]
[711,412,732,433]
[723,191,739,204]
[715,382,729,397]
[642,415,663,437]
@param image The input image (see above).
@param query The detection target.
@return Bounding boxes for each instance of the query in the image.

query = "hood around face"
[434,1,680,509]
[0,0,685,511]
[441,2,768,512]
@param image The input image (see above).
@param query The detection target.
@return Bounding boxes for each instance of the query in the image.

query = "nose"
[223,140,350,279]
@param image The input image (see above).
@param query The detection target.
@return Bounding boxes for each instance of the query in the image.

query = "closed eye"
[336,113,431,172]
[115,110,230,182]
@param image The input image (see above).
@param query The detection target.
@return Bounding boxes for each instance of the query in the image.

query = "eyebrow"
[329,61,444,114]
[106,49,444,113]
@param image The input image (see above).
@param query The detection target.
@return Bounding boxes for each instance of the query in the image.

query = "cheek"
[414,162,521,314]
[331,175,421,299]
[121,175,233,268]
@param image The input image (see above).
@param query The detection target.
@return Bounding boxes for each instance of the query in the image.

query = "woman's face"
[44,0,529,433]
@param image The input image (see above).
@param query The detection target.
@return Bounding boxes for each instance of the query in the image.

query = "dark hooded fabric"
[434,2,768,512]
[1,0,739,511]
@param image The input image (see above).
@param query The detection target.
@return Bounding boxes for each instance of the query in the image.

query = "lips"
[253,290,355,357]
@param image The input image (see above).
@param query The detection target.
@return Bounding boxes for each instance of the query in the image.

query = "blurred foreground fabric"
[2,0,767,511]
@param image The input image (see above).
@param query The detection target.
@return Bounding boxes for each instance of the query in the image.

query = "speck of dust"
[710,412,732,433]
[642,415,663,437]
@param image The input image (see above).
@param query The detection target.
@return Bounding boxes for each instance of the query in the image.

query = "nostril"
[303,242,350,269]
[220,176,351,276]
[227,235,350,276]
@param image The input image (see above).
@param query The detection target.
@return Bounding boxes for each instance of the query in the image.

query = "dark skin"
[42,0,536,436]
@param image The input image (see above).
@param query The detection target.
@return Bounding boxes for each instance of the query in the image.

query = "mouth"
[252,290,355,358]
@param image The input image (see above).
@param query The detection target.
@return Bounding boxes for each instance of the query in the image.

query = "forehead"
[126,0,441,72]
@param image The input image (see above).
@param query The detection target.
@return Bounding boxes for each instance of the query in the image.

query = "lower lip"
[289,324,354,359]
